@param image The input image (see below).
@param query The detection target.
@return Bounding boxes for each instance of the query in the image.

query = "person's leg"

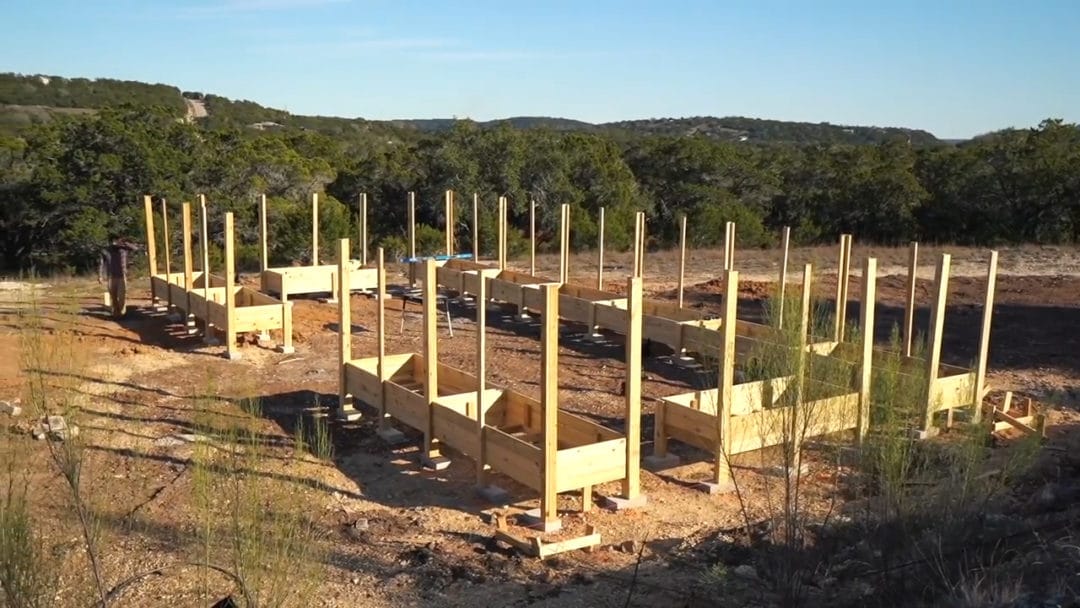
[117,278,127,317]
[109,277,124,318]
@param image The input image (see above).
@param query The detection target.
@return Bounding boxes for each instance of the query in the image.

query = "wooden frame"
[339,248,644,536]
[145,196,294,357]
[257,192,378,300]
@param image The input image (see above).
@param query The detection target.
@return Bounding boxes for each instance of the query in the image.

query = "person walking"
[99,234,141,319]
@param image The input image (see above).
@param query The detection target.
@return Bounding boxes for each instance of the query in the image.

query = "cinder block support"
[337,238,359,421]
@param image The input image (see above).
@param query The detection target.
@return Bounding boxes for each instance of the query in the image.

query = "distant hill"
[0,72,942,145]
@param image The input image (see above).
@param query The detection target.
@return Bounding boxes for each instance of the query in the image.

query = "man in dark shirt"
[99,234,141,318]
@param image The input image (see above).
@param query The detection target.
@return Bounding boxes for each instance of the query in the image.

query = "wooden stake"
[540,283,560,528]
[858,257,877,442]
[311,192,319,266]
[359,193,368,266]
[182,203,194,330]
[408,191,416,259]
[224,213,238,359]
[423,259,442,461]
[497,196,507,271]
[633,212,645,279]
[559,204,570,284]
[971,251,998,423]
[376,248,388,423]
[445,189,453,256]
[723,221,735,271]
[903,241,919,357]
[475,271,488,484]
[777,226,791,327]
[677,214,687,308]
[596,207,605,290]
[143,195,158,279]
[472,193,479,260]
[923,253,951,432]
[834,234,852,342]
[338,238,354,415]
[160,198,171,280]
[259,194,269,271]
[198,194,214,340]
[622,276,643,499]
[713,269,738,486]
[529,199,537,276]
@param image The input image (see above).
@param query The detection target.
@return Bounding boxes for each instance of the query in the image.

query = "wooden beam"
[160,198,172,281]
[311,192,319,266]
[198,194,214,341]
[923,253,951,432]
[858,257,876,442]
[408,191,417,285]
[723,221,735,271]
[677,214,687,308]
[713,269,738,486]
[338,238,354,415]
[143,195,158,277]
[497,196,507,271]
[559,204,570,284]
[903,241,918,356]
[359,193,368,267]
[540,283,560,528]
[972,251,997,423]
[472,192,479,260]
[376,248,388,422]
[259,194,269,271]
[475,271,488,485]
[224,213,238,359]
[777,226,791,327]
[596,207,605,290]
[182,202,195,331]
[423,259,442,461]
[529,199,537,276]
[834,234,852,342]
[632,212,646,279]
[622,276,643,499]
[445,189,453,256]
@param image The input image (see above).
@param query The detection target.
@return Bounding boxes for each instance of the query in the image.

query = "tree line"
[0,103,1077,274]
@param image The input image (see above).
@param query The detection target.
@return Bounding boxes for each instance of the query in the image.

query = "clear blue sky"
[2,0,1077,138]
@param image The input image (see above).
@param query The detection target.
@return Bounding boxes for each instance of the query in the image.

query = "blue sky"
[2,0,1077,138]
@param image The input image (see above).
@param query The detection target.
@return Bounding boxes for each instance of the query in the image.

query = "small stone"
[733,565,758,580]
[47,415,66,432]
[616,540,642,554]
[351,576,359,585]
[0,400,22,416]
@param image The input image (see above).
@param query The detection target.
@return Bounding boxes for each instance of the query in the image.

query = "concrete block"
[643,453,681,471]
[277,345,296,354]
[520,508,562,533]
[602,494,648,511]
[475,484,510,505]
[376,426,407,445]
[224,351,243,361]
[336,409,362,423]
[46,415,66,432]
[421,455,452,471]
[910,427,939,440]
[695,480,737,495]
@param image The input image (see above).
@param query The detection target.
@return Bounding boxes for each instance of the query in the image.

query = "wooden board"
[555,438,627,492]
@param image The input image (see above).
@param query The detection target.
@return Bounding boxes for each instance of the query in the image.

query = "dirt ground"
[2,242,1080,607]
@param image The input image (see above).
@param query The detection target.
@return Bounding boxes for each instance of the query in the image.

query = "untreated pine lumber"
[198,194,218,345]
[971,251,998,424]
[677,214,687,308]
[472,193,480,261]
[777,226,790,327]
[143,195,158,282]
[857,257,877,441]
[559,204,570,284]
[493,514,600,559]
[540,283,560,531]
[223,212,239,359]
[903,241,918,357]
[475,267,488,486]
[182,202,196,332]
[408,191,417,285]
[337,237,359,420]
[529,199,537,276]
[422,259,448,469]
[359,192,368,266]
[601,275,646,510]
[444,189,454,256]
[712,268,738,489]
[921,253,951,434]
[833,234,852,341]
[596,207,605,290]
[311,192,320,266]
[259,194,269,271]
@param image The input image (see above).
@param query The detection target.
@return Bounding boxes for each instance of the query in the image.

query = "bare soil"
[2,243,1079,607]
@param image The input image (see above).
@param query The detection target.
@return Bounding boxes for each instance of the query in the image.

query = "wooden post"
[922,253,950,434]
[338,238,356,417]
[422,259,444,466]
[472,193,479,261]
[559,204,570,284]
[198,194,216,343]
[475,271,488,485]
[971,251,998,424]
[311,192,320,266]
[858,257,876,442]
[833,234,853,342]
[497,196,507,271]
[903,241,919,357]
[259,194,269,271]
[445,189,453,256]
[159,198,172,309]
[712,269,738,488]
[376,247,387,421]
[677,214,687,308]
[790,263,811,475]
[540,283,560,529]
[723,221,735,271]
[223,213,239,359]
[622,276,643,500]
[407,191,417,286]
[182,202,195,333]
[359,193,368,266]
[633,212,645,279]
[596,207,605,290]
[529,199,536,276]
[143,195,158,278]
[777,226,791,327]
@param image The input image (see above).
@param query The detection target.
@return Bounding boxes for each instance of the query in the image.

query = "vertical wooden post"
[198,194,216,344]
[159,198,172,309]
[633,212,645,279]
[790,263,811,475]
[143,195,158,278]
[529,199,537,276]
[472,193,479,260]
[903,241,919,357]
[311,193,320,266]
[922,253,950,434]
[259,194,269,271]
[359,193,368,267]
[621,276,643,500]
[858,257,876,442]
[540,283,560,530]
[777,226,791,327]
[182,202,195,333]
[971,251,997,424]
[723,221,735,271]
[475,272,488,485]
[407,191,417,286]
[497,196,507,271]
[833,234,852,342]
[376,247,387,420]
[422,259,444,466]
[338,238,356,417]
[596,207,605,290]
[677,214,687,308]
[223,213,239,359]
[445,189,453,256]
[711,269,738,489]
[559,203,570,284]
